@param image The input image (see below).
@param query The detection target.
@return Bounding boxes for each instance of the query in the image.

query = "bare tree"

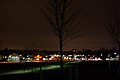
[34,0,88,70]
[106,8,120,61]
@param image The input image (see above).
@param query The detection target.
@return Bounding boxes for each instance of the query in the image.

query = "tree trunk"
[118,44,120,63]
[118,45,120,74]
[59,36,64,70]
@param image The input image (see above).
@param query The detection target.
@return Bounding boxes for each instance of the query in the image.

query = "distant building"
[7,53,20,62]
[34,55,43,61]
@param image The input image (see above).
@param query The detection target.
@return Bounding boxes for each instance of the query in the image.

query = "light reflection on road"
[0,61,81,75]
[0,65,61,75]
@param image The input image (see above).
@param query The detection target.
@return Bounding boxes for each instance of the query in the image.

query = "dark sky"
[0,0,120,50]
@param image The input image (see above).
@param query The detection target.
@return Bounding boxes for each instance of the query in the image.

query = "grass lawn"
[0,61,120,80]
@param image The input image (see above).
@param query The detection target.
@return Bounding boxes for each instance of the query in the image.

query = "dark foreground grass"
[0,61,120,80]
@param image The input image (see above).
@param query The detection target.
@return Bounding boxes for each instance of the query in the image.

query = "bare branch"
[63,0,88,26]
[63,21,92,45]
[106,7,120,47]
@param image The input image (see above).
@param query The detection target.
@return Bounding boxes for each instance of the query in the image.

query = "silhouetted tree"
[106,8,120,61]
[35,0,88,70]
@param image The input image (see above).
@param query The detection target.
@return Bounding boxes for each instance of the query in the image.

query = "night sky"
[0,0,120,50]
